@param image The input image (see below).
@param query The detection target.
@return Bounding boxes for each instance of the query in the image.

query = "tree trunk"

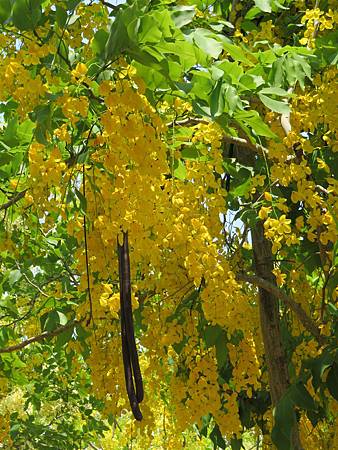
[252,221,303,450]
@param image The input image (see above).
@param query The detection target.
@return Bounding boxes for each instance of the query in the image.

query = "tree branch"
[237,273,326,346]
[222,134,268,155]
[0,320,80,354]
[166,117,269,155]
[15,261,49,297]
[0,190,27,211]
[89,443,100,450]
[99,0,123,11]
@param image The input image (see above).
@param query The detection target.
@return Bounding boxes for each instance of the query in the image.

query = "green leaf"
[236,208,257,226]
[210,79,224,118]
[0,0,11,23]
[235,110,277,138]
[224,85,241,115]
[239,74,262,90]
[171,5,195,28]
[280,54,312,89]
[245,7,261,20]
[57,311,68,326]
[223,42,255,66]
[17,119,35,144]
[92,29,109,56]
[232,178,251,197]
[210,65,224,81]
[190,71,213,101]
[68,13,80,26]
[133,63,166,89]
[138,16,162,44]
[12,0,42,31]
[273,0,289,10]
[231,438,242,450]
[204,325,223,347]
[272,394,296,450]
[259,93,290,114]
[288,383,316,411]
[257,49,276,65]
[188,28,223,59]
[33,104,51,145]
[159,40,197,71]
[215,60,243,84]
[222,158,237,177]
[128,46,166,71]
[56,5,68,28]
[270,57,284,87]
[40,310,67,332]
[327,303,338,317]
[199,414,212,438]
[210,424,226,449]
[315,29,338,67]
[76,324,91,342]
[0,151,13,166]
[105,15,130,60]
[168,290,199,323]
[8,270,22,286]
[327,363,338,401]
[167,61,181,80]
[181,146,201,160]
[75,188,87,212]
[0,328,14,347]
[215,332,228,369]
[192,100,211,118]
[40,310,58,332]
[259,87,290,96]
[172,337,188,355]
[0,297,18,316]
[2,118,19,147]
[254,0,272,13]
[173,159,186,180]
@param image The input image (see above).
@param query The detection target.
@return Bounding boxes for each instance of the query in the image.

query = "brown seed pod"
[117,232,144,420]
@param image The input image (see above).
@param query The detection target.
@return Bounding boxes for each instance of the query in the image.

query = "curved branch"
[0,190,27,211]
[0,320,80,354]
[237,273,326,346]
[166,118,269,155]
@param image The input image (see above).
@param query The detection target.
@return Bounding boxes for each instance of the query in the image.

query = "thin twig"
[167,117,269,155]
[15,261,49,298]
[100,0,121,10]
[237,272,327,346]
[0,320,80,354]
[0,190,27,211]
[316,185,329,196]
[223,134,268,155]
[82,164,93,326]
[88,443,100,450]
[166,117,208,128]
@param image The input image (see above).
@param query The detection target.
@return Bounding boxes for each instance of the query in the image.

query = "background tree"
[0,1,337,449]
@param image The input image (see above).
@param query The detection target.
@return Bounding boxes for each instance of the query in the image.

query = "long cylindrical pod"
[117,232,144,419]
[119,232,144,403]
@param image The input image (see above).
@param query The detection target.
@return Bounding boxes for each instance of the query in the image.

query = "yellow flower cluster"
[28,143,67,217]
[300,8,336,48]
[265,66,338,259]
[5,0,335,443]
[263,214,298,254]
[56,93,89,125]
[0,60,47,117]
[228,334,262,394]
[41,77,253,437]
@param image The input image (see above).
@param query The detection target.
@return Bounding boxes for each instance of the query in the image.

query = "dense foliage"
[0,0,337,449]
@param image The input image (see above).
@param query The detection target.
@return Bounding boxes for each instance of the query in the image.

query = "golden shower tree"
[0,1,337,449]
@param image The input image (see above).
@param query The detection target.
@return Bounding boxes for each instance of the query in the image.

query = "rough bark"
[252,221,303,449]
[232,144,302,448]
